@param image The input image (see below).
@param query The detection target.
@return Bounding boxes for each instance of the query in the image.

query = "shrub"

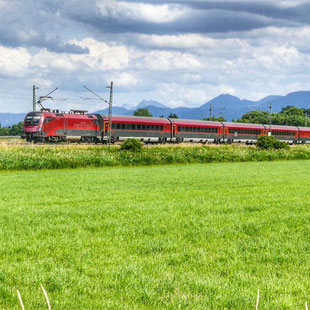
[257,136,289,150]
[120,138,143,152]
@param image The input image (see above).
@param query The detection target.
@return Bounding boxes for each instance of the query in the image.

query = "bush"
[257,136,289,150]
[120,138,143,152]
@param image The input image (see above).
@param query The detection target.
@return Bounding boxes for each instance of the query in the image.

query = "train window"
[137,124,141,130]
[229,129,260,135]
[271,131,295,136]
[44,117,53,124]
[121,124,125,129]
[178,126,217,133]
[142,125,145,130]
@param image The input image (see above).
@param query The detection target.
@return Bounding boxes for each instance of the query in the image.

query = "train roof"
[269,125,298,131]
[39,111,96,119]
[169,118,223,127]
[298,126,310,132]
[105,115,170,124]
[224,122,265,130]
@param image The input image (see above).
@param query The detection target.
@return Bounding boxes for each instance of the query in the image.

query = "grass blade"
[17,290,25,310]
[41,284,51,310]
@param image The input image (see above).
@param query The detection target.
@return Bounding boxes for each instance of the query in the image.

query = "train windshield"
[25,115,41,126]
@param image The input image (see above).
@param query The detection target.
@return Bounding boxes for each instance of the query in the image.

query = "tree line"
[0,122,24,136]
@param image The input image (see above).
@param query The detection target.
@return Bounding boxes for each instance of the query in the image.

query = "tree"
[0,121,23,136]
[281,105,297,113]
[236,110,269,124]
[133,108,153,117]
[202,116,227,122]
[168,113,178,119]
[9,122,24,135]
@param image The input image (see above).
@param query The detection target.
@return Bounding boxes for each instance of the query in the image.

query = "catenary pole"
[82,84,113,145]
[107,82,113,147]
[33,85,36,111]
[268,102,272,129]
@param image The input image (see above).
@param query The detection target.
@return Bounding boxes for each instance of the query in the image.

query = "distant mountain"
[136,100,168,109]
[4,91,310,125]
[257,95,283,106]
[267,91,310,112]
[94,106,133,116]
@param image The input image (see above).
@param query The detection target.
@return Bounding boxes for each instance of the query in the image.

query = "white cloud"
[137,50,202,71]
[106,72,139,87]
[32,49,78,71]
[71,38,130,70]
[0,46,31,77]
[96,0,185,23]
[136,34,214,50]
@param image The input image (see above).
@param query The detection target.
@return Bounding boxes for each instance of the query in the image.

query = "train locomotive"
[21,109,310,144]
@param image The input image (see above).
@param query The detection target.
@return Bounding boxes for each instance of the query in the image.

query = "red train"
[21,110,310,144]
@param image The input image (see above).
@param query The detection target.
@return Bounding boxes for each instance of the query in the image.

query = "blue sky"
[0,0,310,112]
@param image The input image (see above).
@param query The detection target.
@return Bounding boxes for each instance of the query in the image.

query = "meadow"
[1,143,310,170]
[0,161,310,309]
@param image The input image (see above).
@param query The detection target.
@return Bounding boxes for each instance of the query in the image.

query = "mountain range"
[94,91,310,121]
[1,91,310,126]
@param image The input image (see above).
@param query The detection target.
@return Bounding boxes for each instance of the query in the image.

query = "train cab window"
[26,115,41,126]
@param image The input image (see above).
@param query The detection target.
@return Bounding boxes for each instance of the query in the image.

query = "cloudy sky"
[0,0,310,113]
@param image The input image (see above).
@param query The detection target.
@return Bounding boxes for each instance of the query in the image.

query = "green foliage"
[238,106,310,126]
[0,161,310,308]
[168,113,179,118]
[133,108,153,117]
[120,138,143,152]
[237,110,270,124]
[202,116,227,122]
[0,122,24,136]
[257,135,289,150]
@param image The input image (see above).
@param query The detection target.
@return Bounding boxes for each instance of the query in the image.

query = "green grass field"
[1,161,310,309]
